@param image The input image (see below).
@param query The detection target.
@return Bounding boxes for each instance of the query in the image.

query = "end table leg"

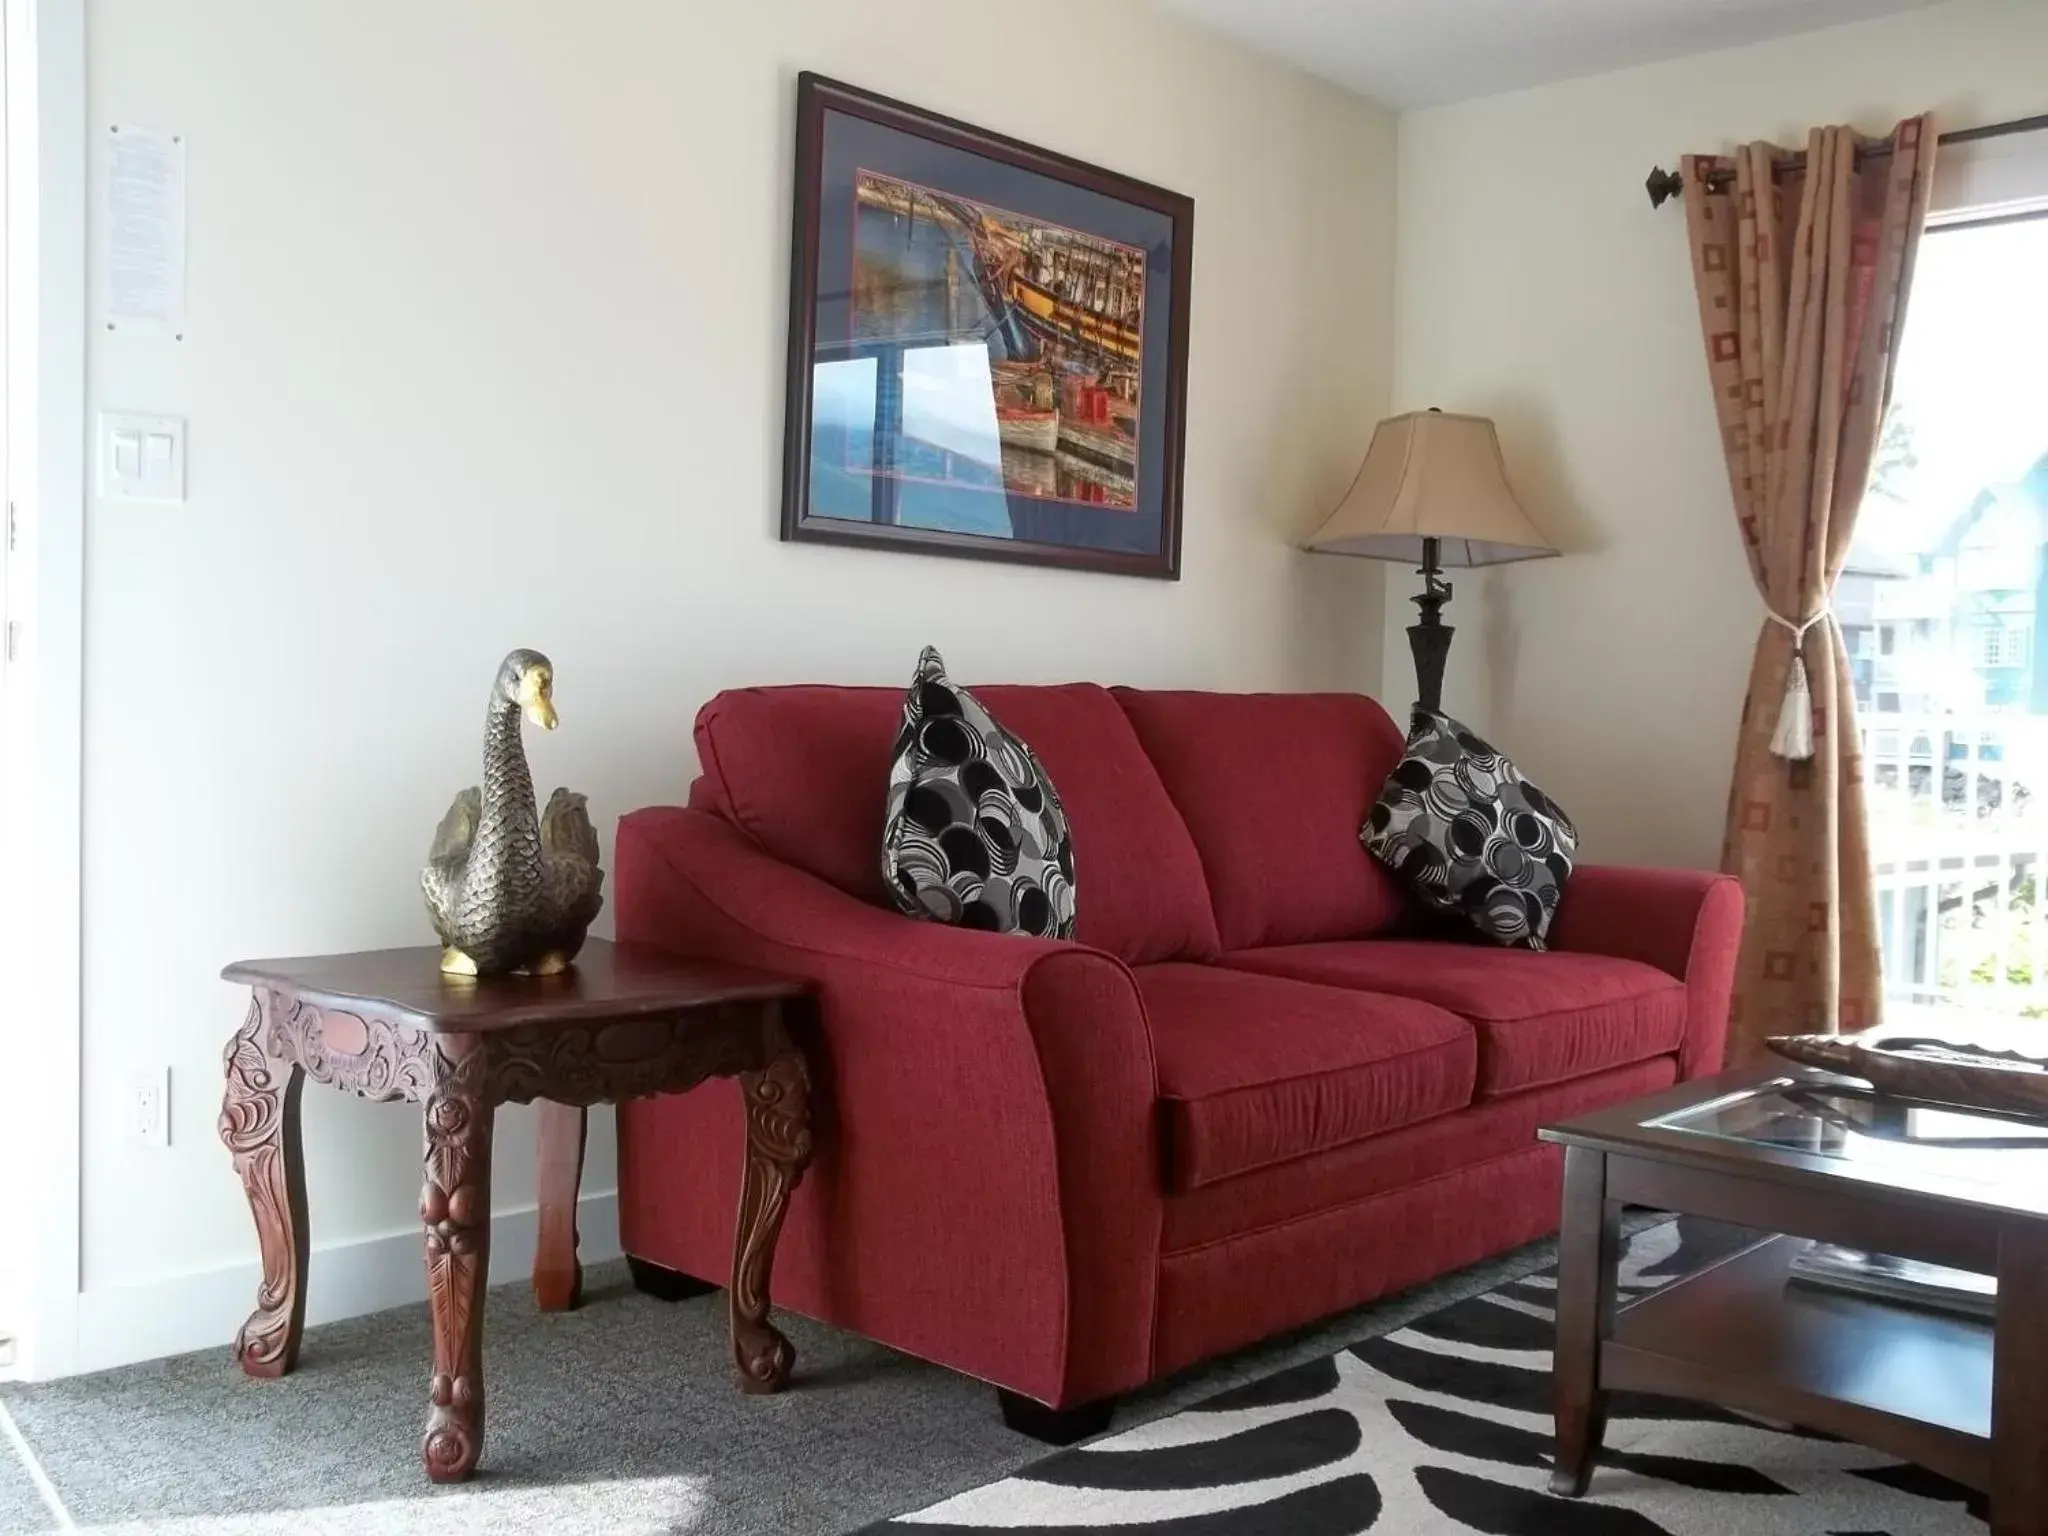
[730,1041,814,1394]
[533,1101,586,1312]
[1992,1222,2048,1536]
[420,1045,494,1484]
[220,996,309,1378]
[1551,1145,1619,1497]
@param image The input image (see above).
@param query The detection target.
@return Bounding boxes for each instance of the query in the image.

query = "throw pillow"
[881,646,1077,939]
[1362,708,1577,950]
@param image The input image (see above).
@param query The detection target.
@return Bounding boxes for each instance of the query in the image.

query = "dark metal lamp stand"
[1409,536,1453,715]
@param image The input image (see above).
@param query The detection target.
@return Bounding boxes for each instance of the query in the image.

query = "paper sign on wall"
[102,125,186,334]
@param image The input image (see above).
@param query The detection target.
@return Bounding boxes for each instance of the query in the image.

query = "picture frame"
[779,73,1194,580]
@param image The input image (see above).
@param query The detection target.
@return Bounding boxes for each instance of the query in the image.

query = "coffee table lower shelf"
[1608,1235,1992,1490]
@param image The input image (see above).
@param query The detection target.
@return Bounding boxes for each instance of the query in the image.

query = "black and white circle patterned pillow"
[1362,708,1577,950]
[881,647,1077,940]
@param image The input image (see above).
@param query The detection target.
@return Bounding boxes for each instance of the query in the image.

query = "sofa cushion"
[1220,940,1686,1098]
[1163,1057,1681,1255]
[882,647,1076,939]
[1137,963,1476,1191]
[1364,707,1578,950]
[692,681,1219,964]
[1114,690,1415,950]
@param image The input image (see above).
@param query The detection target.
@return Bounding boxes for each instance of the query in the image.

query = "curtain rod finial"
[1646,166,1686,209]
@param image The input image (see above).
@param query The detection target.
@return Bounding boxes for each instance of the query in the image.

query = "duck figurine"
[423,649,604,978]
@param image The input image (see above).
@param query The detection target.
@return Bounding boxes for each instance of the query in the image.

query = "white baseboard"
[64,1191,620,1378]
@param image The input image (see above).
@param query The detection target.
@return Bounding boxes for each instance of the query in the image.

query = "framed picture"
[780,73,1193,580]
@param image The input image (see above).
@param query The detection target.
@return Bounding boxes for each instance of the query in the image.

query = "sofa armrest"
[623,806,1086,985]
[615,805,1161,1406]
[1550,864,1745,1079]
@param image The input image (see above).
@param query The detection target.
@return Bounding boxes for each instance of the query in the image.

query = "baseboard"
[65,1191,619,1378]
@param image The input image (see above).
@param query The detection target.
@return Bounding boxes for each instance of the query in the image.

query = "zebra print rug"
[860,1218,1988,1534]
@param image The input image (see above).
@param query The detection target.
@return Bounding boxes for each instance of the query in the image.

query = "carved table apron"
[218,949,815,1484]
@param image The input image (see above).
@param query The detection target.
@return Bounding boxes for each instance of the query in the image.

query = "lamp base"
[1408,620,1452,717]
[1408,536,1454,716]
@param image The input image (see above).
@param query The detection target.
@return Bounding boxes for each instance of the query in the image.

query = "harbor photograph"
[842,167,1146,512]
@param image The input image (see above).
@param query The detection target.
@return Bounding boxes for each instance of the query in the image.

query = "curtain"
[1682,117,1937,1063]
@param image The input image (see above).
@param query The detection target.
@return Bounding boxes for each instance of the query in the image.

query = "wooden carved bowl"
[1767,1027,2048,1122]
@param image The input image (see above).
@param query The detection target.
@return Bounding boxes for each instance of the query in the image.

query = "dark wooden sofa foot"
[998,1389,1116,1445]
[627,1254,718,1301]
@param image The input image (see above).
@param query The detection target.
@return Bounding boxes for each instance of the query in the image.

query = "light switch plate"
[99,411,186,502]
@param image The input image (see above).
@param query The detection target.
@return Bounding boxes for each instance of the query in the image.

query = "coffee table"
[1542,1066,2048,1536]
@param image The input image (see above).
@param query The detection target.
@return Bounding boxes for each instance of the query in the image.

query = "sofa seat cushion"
[1221,940,1686,1098]
[691,682,1220,964]
[1137,963,1476,1192]
[1163,1057,1681,1254]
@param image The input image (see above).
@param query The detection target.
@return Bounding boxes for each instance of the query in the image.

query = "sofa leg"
[997,1389,1116,1445]
[627,1254,718,1302]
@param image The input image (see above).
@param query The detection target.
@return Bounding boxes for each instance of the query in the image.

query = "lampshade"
[1305,410,1557,567]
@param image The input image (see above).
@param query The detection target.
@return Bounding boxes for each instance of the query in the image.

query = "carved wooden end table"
[217,940,815,1483]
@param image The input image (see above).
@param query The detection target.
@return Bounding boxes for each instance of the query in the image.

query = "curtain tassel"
[1770,651,1815,759]
[1765,608,1828,762]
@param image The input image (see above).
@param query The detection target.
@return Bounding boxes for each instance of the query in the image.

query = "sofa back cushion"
[692,681,1220,964]
[1114,689,1415,950]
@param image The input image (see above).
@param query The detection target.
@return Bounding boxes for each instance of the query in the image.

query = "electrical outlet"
[129,1066,170,1149]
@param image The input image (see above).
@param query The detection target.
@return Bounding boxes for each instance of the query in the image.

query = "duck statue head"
[503,648,559,732]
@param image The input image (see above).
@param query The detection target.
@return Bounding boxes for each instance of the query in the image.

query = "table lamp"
[1305,409,1557,714]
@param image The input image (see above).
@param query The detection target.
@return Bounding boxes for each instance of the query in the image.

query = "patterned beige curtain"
[1683,117,1937,1064]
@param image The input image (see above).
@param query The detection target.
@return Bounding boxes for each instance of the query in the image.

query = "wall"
[73,1,1395,1366]
[1387,0,2048,872]
[4,0,87,1384]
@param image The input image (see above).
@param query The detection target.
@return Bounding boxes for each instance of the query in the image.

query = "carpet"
[0,1406,55,1536]
[858,1218,1989,1534]
[0,1237,1564,1536]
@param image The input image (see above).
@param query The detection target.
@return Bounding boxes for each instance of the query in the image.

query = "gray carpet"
[0,1233,1602,1536]
[0,1409,55,1535]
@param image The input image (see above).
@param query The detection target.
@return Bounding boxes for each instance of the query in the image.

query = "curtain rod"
[1645,111,2048,209]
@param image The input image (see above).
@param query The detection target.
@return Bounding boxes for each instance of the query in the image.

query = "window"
[1979,625,2031,668]
[1858,191,2048,1031]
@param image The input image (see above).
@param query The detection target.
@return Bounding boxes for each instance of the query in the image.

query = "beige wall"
[79,0,1395,1339]
[1387,0,2048,872]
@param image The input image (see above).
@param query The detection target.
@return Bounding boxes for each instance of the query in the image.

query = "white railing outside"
[1862,711,2048,1025]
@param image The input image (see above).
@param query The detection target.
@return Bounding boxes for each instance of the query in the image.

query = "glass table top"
[1647,1075,2048,1194]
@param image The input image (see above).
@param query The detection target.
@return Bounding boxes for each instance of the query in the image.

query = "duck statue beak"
[517,665,559,730]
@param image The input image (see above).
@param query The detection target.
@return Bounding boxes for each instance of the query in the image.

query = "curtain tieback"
[1763,605,1831,762]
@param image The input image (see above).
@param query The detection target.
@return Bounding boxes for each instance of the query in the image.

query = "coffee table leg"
[1992,1221,2048,1536]
[730,1039,814,1393]
[420,1047,494,1483]
[533,1102,586,1312]
[1551,1145,1619,1496]
[220,996,309,1378]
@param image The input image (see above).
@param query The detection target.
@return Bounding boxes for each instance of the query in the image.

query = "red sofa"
[616,683,1742,1439]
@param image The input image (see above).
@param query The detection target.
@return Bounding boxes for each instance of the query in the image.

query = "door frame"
[0,0,86,1382]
